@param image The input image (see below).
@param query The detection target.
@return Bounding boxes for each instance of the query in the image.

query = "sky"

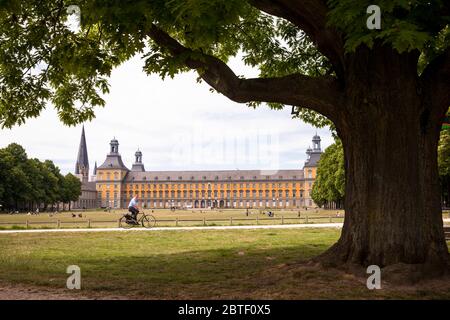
[0,54,333,176]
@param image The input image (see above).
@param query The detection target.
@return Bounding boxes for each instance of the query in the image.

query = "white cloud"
[0,55,334,175]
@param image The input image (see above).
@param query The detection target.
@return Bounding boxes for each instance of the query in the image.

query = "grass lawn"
[0,228,448,299]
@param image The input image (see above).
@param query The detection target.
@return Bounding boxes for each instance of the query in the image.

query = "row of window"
[102,199,315,209]
[97,171,314,181]
[102,190,309,199]
[99,182,313,190]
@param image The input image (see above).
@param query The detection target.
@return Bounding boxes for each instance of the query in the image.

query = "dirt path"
[0,282,132,300]
[0,223,343,234]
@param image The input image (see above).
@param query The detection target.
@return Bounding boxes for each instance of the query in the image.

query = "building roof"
[98,154,129,171]
[95,134,322,180]
[304,152,321,167]
[75,125,89,173]
[97,137,129,171]
[123,169,305,183]
[131,163,146,172]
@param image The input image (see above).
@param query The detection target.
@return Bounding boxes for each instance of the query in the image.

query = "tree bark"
[318,46,450,276]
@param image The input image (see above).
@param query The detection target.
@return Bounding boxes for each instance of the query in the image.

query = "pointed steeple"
[75,125,89,182]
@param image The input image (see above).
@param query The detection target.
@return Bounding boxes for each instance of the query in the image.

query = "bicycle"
[119,211,156,229]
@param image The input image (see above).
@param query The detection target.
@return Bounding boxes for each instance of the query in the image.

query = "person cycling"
[128,195,140,224]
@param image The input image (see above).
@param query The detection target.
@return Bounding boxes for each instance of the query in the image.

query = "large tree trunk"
[319,46,449,277]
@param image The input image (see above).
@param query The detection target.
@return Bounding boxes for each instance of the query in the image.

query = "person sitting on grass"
[128,195,140,224]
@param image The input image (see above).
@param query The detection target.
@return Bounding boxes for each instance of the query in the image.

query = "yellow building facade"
[96,135,323,209]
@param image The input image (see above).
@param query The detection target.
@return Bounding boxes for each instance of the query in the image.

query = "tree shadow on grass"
[1,242,449,299]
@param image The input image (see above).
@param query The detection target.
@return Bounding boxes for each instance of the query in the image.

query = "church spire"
[75,125,89,182]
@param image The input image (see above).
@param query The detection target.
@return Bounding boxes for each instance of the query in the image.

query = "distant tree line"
[0,143,81,212]
[312,112,450,209]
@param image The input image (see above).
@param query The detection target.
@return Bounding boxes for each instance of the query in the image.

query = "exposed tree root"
[310,242,450,285]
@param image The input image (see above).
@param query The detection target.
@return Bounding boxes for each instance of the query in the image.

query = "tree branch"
[248,0,345,80]
[147,24,343,121]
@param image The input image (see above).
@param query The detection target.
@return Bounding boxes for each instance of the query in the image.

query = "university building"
[94,134,323,209]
